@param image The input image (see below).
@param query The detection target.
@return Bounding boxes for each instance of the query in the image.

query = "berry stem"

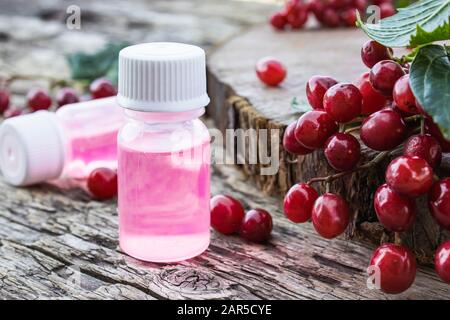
[420,116,425,135]
[307,151,390,185]
[344,125,361,134]
[394,232,402,245]
[286,156,299,164]
[404,114,422,123]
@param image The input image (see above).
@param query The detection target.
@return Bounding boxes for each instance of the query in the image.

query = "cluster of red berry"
[0,77,116,119]
[282,39,450,293]
[270,0,395,31]
[0,77,118,200]
[0,78,116,118]
[210,195,273,243]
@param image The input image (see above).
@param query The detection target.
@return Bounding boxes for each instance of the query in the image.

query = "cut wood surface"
[207,24,450,264]
[1,162,450,300]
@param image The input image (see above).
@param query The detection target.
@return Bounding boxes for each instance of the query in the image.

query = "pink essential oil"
[0,97,123,186]
[61,98,123,177]
[117,42,211,262]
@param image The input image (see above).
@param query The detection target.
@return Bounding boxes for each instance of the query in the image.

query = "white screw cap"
[0,111,65,186]
[117,42,210,112]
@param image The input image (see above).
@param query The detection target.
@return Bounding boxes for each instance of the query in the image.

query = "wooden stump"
[207,24,450,264]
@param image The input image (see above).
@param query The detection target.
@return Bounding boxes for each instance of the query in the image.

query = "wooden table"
[1,161,449,299]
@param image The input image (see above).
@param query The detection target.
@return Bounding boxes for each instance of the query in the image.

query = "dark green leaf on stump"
[66,42,129,85]
[356,0,450,47]
[410,44,450,139]
[291,97,312,113]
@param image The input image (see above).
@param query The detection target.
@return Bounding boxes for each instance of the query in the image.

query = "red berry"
[256,57,286,87]
[360,109,406,151]
[294,110,338,149]
[403,134,442,168]
[270,12,288,30]
[385,156,434,197]
[284,183,318,223]
[425,117,450,153]
[287,8,308,29]
[27,88,52,111]
[309,0,327,23]
[210,195,245,235]
[340,8,357,27]
[306,75,338,110]
[283,122,314,155]
[370,60,405,96]
[323,83,362,123]
[89,78,116,99]
[403,64,410,74]
[355,72,389,115]
[329,0,352,9]
[361,40,393,68]
[322,8,340,27]
[312,193,350,239]
[389,101,415,119]
[372,0,392,4]
[284,0,301,16]
[374,184,416,232]
[369,243,416,294]
[435,240,450,284]
[87,167,118,200]
[428,178,450,230]
[324,133,361,171]
[284,0,308,29]
[393,74,420,114]
[380,2,396,18]
[240,209,273,242]
[352,0,367,11]
[0,89,10,113]
[3,106,24,118]
[56,87,79,107]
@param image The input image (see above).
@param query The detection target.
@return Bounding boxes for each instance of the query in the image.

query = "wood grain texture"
[0,162,450,300]
[206,25,450,264]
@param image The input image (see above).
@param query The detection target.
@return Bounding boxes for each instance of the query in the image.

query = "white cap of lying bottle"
[0,111,66,186]
[117,42,210,112]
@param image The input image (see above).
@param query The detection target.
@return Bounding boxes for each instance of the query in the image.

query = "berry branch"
[307,150,390,185]
[281,25,450,294]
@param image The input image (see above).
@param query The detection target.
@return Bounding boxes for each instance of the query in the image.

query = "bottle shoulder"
[118,118,210,153]
[56,97,123,132]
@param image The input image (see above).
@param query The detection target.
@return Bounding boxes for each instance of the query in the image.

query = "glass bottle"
[0,97,123,186]
[117,42,211,262]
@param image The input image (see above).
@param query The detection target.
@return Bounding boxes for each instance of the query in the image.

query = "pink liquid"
[70,129,118,163]
[118,140,210,262]
[64,129,119,178]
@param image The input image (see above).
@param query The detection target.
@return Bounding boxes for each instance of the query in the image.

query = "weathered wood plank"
[1,163,449,300]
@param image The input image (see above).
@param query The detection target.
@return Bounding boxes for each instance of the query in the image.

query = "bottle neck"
[123,107,205,124]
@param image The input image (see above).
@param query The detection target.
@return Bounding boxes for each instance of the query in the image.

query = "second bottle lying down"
[0,97,123,186]
[117,42,212,263]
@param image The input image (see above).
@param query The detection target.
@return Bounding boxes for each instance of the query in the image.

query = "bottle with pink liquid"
[0,97,123,186]
[117,42,211,262]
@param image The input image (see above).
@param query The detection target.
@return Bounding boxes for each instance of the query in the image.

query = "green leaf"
[356,0,450,47]
[410,44,450,139]
[290,97,312,113]
[66,42,129,85]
